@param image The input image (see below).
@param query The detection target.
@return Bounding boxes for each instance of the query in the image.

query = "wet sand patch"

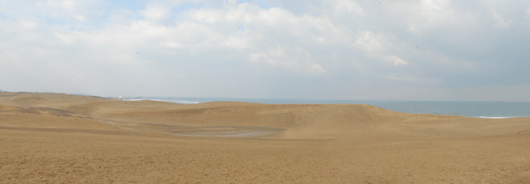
[173,126,286,138]
[98,120,286,138]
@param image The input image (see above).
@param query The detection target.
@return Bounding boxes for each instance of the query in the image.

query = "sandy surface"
[1,92,530,183]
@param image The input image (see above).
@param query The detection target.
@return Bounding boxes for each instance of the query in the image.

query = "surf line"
[475,116,518,119]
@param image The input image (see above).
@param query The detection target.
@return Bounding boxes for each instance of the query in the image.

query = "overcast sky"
[1,0,529,101]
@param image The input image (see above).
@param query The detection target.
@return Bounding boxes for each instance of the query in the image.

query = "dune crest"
[1,92,530,139]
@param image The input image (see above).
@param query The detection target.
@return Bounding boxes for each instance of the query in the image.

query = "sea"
[118,96,530,119]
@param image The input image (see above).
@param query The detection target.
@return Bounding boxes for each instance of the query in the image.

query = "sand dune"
[1,92,530,183]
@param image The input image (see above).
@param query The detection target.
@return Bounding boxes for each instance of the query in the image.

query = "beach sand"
[1,92,530,183]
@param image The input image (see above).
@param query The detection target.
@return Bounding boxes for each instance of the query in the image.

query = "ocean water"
[120,97,530,118]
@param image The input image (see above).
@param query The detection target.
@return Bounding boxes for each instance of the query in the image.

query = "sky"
[0,0,529,101]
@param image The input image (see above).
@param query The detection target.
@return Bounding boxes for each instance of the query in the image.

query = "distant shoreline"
[1,91,529,118]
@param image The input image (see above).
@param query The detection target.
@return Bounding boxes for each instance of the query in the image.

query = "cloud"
[385,55,408,66]
[492,9,511,28]
[389,0,462,34]
[142,4,171,22]
[249,46,325,74]
[355,31,383,52]
[19,20,38,29]
[0,0,529,100]
[333,0,364,16]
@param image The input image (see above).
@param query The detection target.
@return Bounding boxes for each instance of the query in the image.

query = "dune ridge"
[1,92,530,183]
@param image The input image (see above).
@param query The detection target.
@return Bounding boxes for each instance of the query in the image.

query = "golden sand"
[1,92,529,183]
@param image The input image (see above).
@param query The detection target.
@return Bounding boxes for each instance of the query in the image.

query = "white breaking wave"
[123,99,144,101]
[475,116,518,119]
[121,98,199,104]
[148,99,199,104]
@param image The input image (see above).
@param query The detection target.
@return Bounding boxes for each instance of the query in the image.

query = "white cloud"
[20,20,38,29]
[249,46,325,74]
[34,0,78,18]
[45,0,76,12]
[407,24,420,34]
[492,9,511,28]
[355,31,384,52]
[144,6,168,20]
[161,41,185,49]
[421,0,449,11]
[73,15,85,21]
[333,0,364,16]
[385,55,408,66]
[395,0,473,35]
[185,3,347,44]
[141,4,173,25]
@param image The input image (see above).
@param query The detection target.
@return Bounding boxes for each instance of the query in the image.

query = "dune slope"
[1,92,530,183]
